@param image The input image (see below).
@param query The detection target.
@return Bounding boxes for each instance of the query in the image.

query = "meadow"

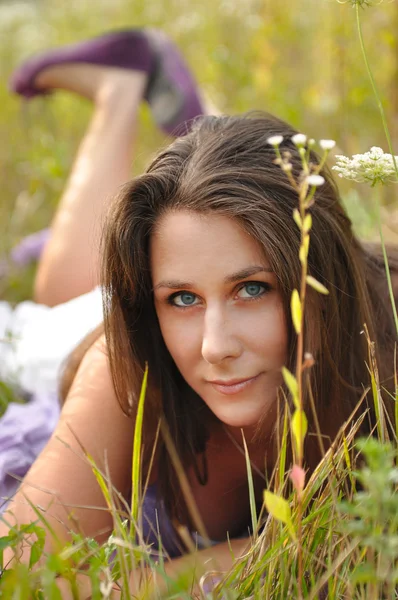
[1,0,398,295]
[1,0,398,597]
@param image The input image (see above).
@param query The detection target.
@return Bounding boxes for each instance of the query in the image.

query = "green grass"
[2,401,398,599]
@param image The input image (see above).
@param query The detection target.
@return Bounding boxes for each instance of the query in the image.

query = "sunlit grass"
[2,390,397,598]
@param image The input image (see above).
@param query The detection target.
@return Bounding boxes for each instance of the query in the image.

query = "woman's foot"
[9,29,205,136]
[144,29,205,135]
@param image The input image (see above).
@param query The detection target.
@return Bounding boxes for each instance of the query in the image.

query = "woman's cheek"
[159,312,198,367]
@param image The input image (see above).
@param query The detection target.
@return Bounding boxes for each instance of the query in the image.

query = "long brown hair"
[96,113,397,517]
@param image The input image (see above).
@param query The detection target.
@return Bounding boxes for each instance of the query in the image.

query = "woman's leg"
[10,30,207,307]
[32,65,147,307]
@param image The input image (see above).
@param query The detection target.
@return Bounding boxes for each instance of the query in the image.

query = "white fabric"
[0,287,103,396]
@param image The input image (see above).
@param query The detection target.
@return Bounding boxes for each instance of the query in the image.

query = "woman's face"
[150,211,288,435]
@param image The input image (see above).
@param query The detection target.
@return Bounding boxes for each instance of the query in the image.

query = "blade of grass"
[131,364,148,532]
[395,344,398,441]
[241,430,258,536]
[159,418,209,545]
[278,405,289,494]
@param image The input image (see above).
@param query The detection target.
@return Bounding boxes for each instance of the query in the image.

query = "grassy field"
[1,0,398,301]
[2,1,398,598]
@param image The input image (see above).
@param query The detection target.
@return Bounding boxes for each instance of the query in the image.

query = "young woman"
[1,28,397,596]
[0,28,206,512]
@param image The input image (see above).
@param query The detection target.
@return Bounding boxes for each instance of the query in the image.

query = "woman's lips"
[208,374,261,395]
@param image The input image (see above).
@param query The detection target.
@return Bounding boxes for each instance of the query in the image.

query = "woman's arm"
[147,536,250,596]
[0,335,136,561]
[55,536,250,599]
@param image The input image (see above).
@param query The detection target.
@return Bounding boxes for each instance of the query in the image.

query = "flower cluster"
[266,134,335,190]
[332,147,398,186]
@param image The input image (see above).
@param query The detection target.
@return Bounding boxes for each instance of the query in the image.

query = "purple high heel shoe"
[9,29,205,136]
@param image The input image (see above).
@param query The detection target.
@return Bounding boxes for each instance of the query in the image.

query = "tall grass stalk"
[159,419,209,545]
[295,174,310,600]
[395,345,398,441]
[363,325,387,442]
[130,364,148,533]
[277,405,289,493]
[242,431,259,535]
[268,139,333,599]
[88,458,131,598]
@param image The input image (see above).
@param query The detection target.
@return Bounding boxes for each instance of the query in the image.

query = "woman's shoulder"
[57,330,135,475]
[62,333,129,436]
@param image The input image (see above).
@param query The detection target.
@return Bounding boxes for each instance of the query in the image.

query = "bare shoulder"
[62,333,117,417]
[1,334,135,545]
[60,333,134,478]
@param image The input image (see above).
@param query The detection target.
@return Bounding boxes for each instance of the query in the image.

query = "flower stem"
[375,196,398,333]
[355,3,398,335]
[355,4,398,177]
[295,184,308,600]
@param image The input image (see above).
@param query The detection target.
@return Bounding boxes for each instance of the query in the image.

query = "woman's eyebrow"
[153,266,272,291]
[224,265,272,284]
[153,280,195,291]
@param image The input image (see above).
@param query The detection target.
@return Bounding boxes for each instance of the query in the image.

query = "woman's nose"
[201,306,242,365]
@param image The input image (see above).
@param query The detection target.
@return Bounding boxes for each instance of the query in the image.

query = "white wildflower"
[99,567,113,599]
[306,175,325,187]
[292,133,307,146]
[332,147,398,186]
[267,135,283,146]
[99,580,114,599]
[319,139,336,151]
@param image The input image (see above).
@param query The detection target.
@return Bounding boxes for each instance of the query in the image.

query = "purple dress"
[141,483,186,557]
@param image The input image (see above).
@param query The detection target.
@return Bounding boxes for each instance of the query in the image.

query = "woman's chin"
[208,399,276,436]
[214,408,262,430]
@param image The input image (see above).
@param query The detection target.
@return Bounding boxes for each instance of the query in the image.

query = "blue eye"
[171,292,198,307]
[237,282,268,299]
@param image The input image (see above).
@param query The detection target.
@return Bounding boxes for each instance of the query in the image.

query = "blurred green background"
[1,0,398,301]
